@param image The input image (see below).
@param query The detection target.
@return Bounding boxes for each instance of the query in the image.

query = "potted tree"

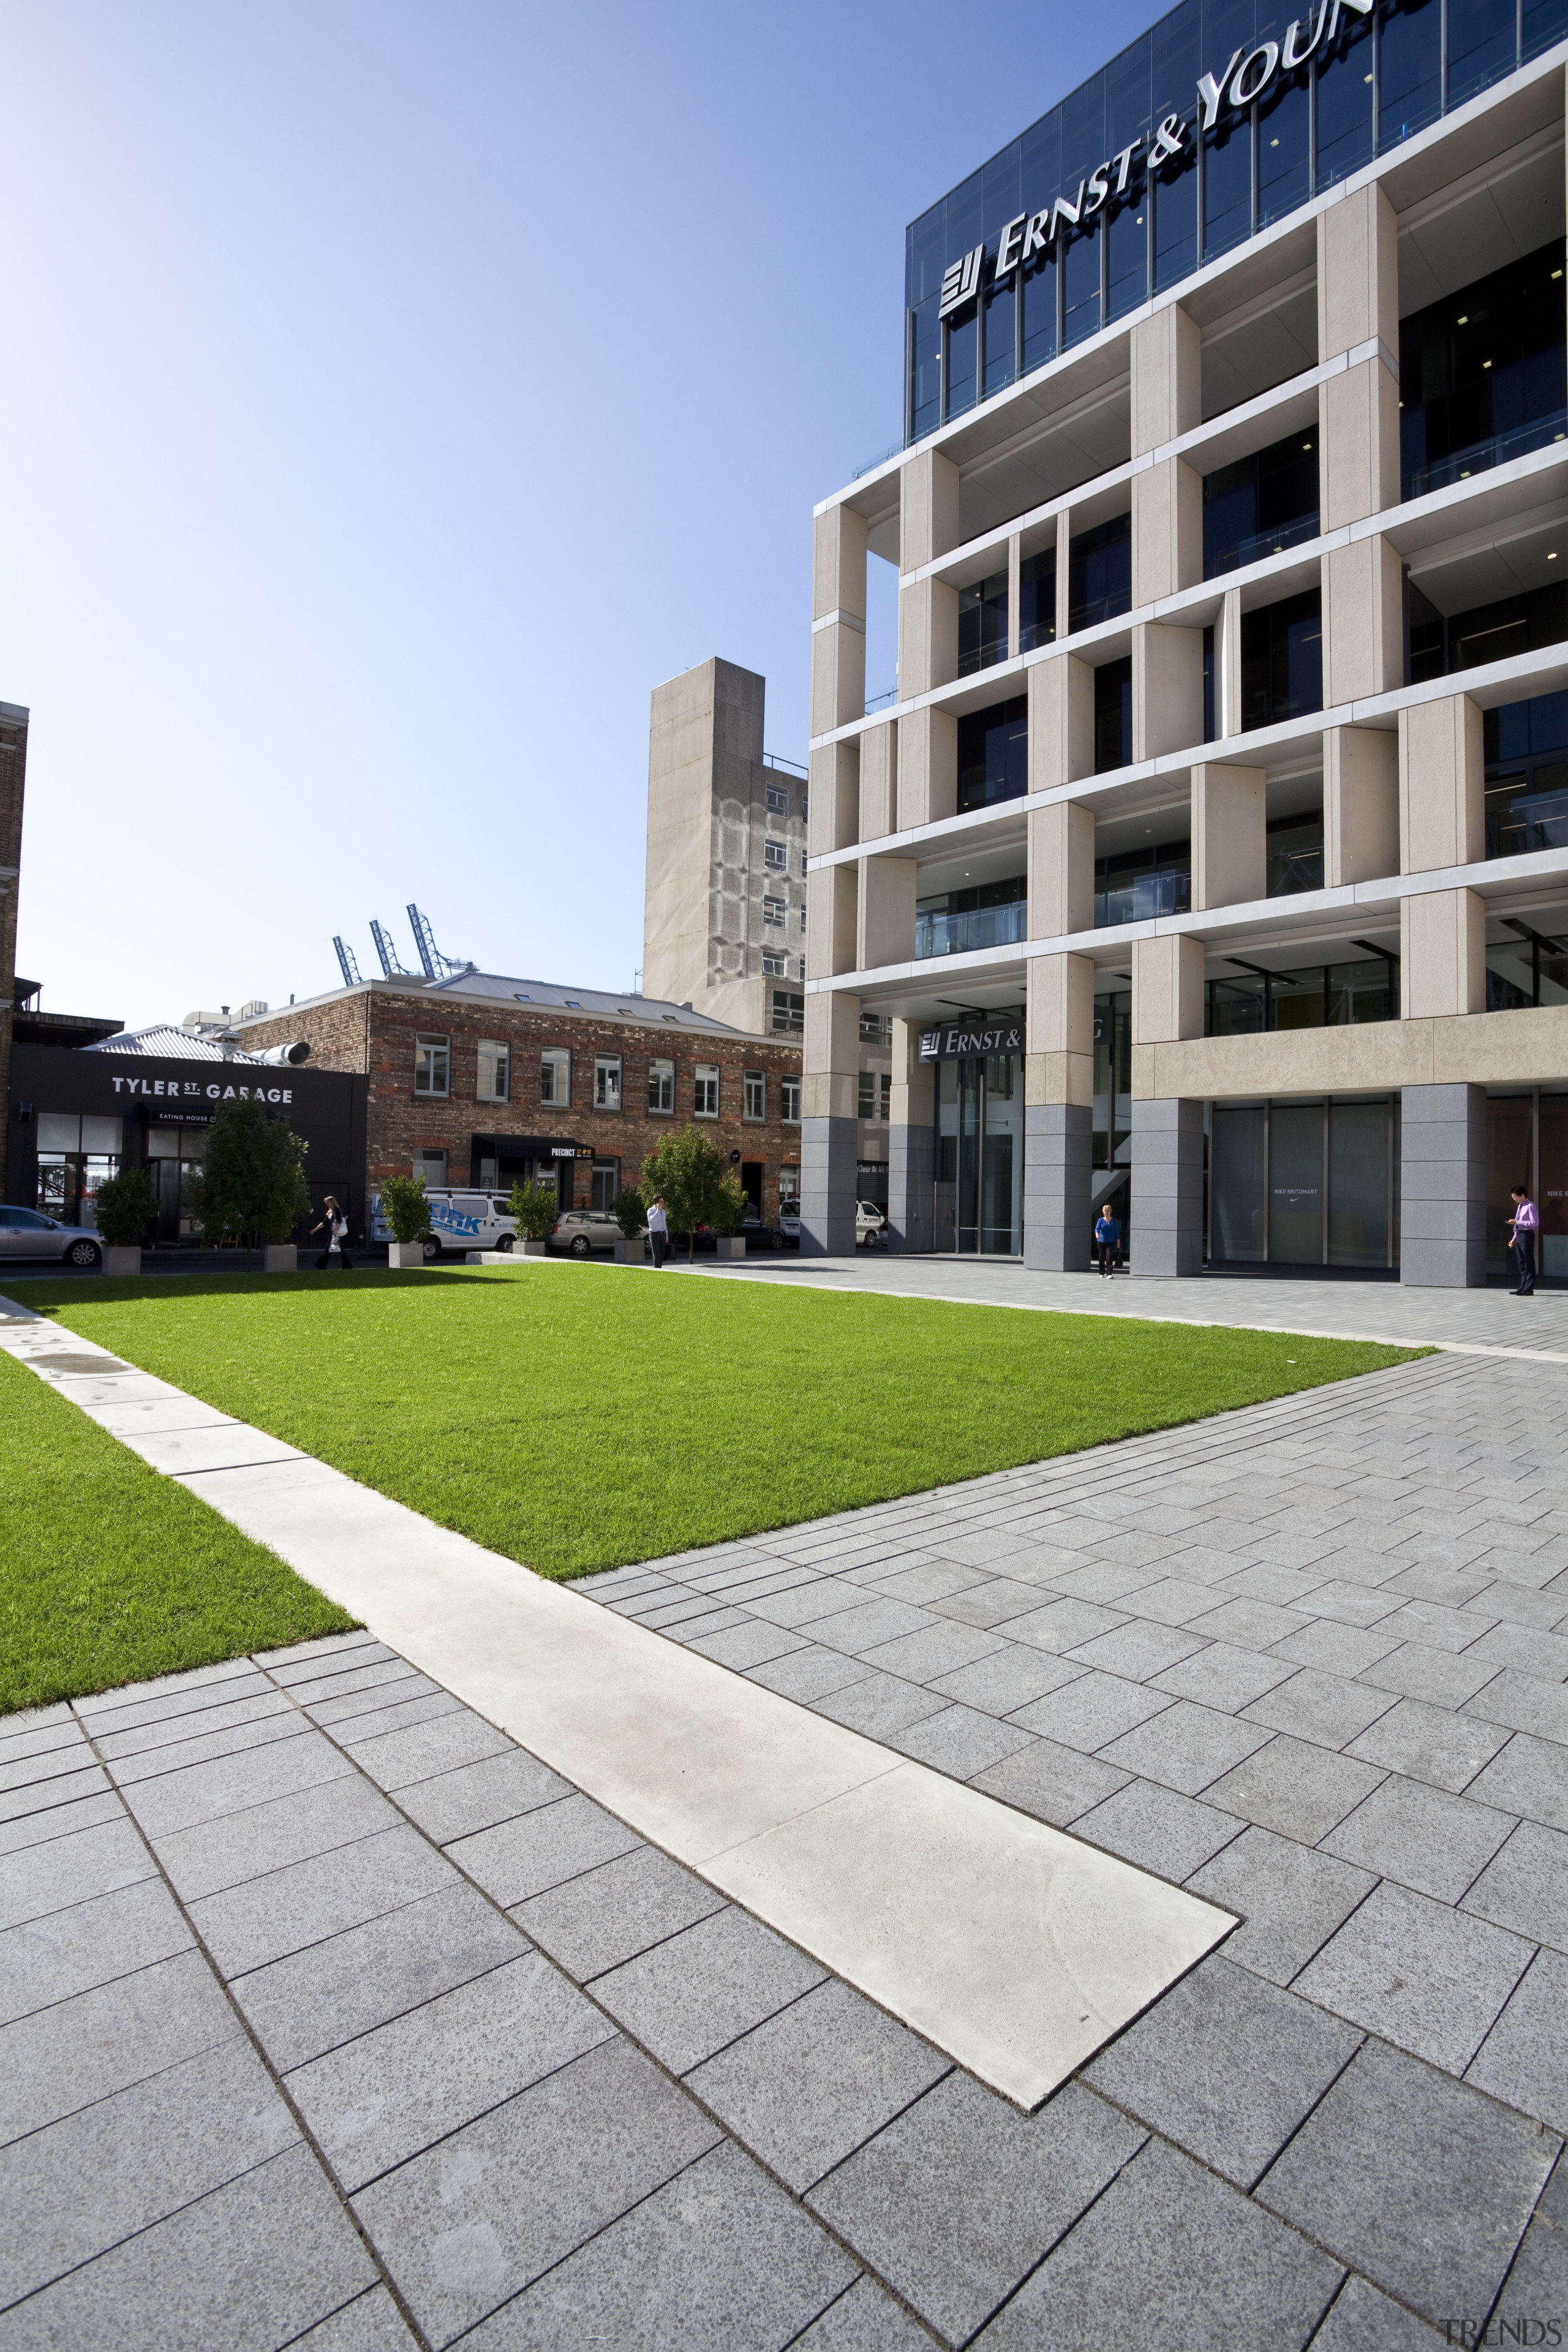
[90,1166,156,1275]
[507,1177,559,1257]
[641,1126,731,1265]
[379,1174,433,1268]
[610,1183,647,1265]
[187,1098,311,1270]
[711,1172,749,1260]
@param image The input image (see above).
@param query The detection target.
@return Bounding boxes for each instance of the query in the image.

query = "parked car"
[856,1200,889,1249]
[369,1188,520,1262]
[0,1205,103,1267]
[550,1208,623,1257]
[777,1206,802,1243]
[740,1208,797,1252]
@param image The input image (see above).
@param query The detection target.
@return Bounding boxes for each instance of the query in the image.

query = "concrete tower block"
[900,448,960,571]
[1134,624,1206,761]
[806,863,859,981]
[1131,1098,1206,1277]
[808,741,860,858]
[1317,181,1398,361]
[859,723,898,843]
[1322,538,1403,705]
[1215,587,1243,739]
[1132,461,1203,608]
[1130,303,1200,455]
[1028,801,1095,941]
[1191,764,1266,910]
[1400,693,1484,874]
[1132,933,1206,1045]
[811,504,868,736]
[801,988,861,1256]
[1400,887,1487,1019]
[1028,653,1095,793]
[1401,1080,1486,1287]
[1024,953,1095,1273]
[1324,725,1399,885]
[896,705,957,830]
[888,1017,935,1254]
[1318,187,1400,532]
[898,574,959,699]
[858,856,916,971]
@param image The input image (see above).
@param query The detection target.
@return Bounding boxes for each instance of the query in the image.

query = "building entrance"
[935,1053,1022,1254]
[1210,1097,1399,1270]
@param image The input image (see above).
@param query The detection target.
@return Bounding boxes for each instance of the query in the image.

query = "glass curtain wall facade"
[933,1052,1024,1253]
[1209,1097,1401,1267]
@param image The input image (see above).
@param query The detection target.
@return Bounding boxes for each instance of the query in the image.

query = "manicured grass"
[21,1264,1427,1582]
[0,1346,355,1716]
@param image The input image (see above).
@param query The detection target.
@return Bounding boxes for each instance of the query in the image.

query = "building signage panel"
[107,1074,296,1105]
[918,1018,1025,1061]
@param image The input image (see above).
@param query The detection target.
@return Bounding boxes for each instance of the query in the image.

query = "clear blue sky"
[4,0,1156,1027]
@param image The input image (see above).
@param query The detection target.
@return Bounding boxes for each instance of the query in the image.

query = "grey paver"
[150,1773,401,1904]
[1357,1643,1502,1708]
[1098,1700,1272,1795]
[105,1708,315,1787]
[189,1820,458,1978]
[1010,1669,1172,1749]
[808,2074,1145,2346]
[1465,1948,1568,2131]
[684,1977,949,2192]
[744,1645,872,1703]
[352,2036,721,2345]
[393,1746,573,1845]
[89,1687,298,1764]
[0,1815,154,1931]
[1257,2039,1559,2327]
[1466,1667,1568,1745]
[445,1792,642,1905]
[1308,2274,1447,2347]
[1072,1778,1242,1879]
[787,2276,935,2350]
[1186,1828,1375,1986]
[590,1903,826,2076]
[0,1875,191,2026]
[928,1643,1084,1716]
[464,2138,854,2351]
[687,1619,810,1670]
[1203,1735,1386,1842]
[285,1951,614,2193]
[336,1707,515,1789]
[1466,1732,1568,1830]
[1345,1697,1513,1791]
[0,1761,107,1825]
[858,1621,1005,1684]
[1493,2153,1568,2331]
[1268,1617,1404,1677]
[797,1597,942,1656]
[810,1675,949,1740]
[288,2286,420,2349]
[1463,1821,1568,1950]
[304,1674,447,1730]
[970,1735,1131,1825]
[889,1703,1034,1779]
[1149,1640,1298,1711]
[0,1789,126,1857]
[231,1880,524,2068]
[1242,1668,1398,1751]
[0,1947,239,2146]
[979,2135,1341,2352]
[513,1842,728,1980]
[1063,1620,1209,1681]
[1085,1954,1360,2188]
[1321,1774,1517,1902]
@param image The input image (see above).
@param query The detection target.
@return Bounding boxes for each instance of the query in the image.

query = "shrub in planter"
[91,1167,157,1250]
[712,1174,748,1236]
[507,1179,559,1242]
[377,1174,431,1246]
[611,1185,646,1243]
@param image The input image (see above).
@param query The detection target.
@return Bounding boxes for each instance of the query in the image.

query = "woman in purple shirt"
[1508,1186,1539,1295]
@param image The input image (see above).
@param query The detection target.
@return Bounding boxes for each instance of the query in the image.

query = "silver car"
[0,1205,103,1267]
[551,1208,623,1257]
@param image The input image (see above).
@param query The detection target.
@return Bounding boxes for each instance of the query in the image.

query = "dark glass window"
[1207,958,1397,1034]
[946,306,978,419]
[1019,548,1056,653]
[1063,226,1101,348]
[1069,513,1132,630]
[1417,582,1568,680]
[1267,809,1325,895]
[911,296,941,441]
[957,696,1028,812]
[1095,835,1191,925]
[1484,691,1568,856]
[1380,0,1443,146]
[916,875,1028,959]
[1204,110,1252,262]
[1525,0,1568,58]
[1095,657,1133,772]
[1152,149,1197,291]
[1106,189,1148,323]
[1257,65,1310,226]
[1315,0,1376,188]
[1203,624,1216,742]
[1240,588,1323,729]
[1447,0,1517,106]
[1022,249,1057,375]
[1204,431,1319,577]
[1399,242,1567,500]
[958,571,1010,677]
[1487,928,1568,1008]
[983,280,1016,399]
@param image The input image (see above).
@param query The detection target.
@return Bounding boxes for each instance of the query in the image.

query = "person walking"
[1094,1202,1121,1278]
[646,1192,669,1271]
[1508,1185,1539,1294]
[310,1195,352,1270]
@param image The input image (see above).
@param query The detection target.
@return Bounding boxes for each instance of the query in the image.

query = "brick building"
[234,970,805,1220]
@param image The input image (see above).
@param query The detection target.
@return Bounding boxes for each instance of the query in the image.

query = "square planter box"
[612,1237,646,1264]
[100,1245,141,1275]
[263,1245,297,1273]
[714,1236,746,1260]
[387,1240,427,1268]
[520,1238,549,1257]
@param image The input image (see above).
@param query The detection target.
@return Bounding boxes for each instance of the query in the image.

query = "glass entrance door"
[940,1053,1022,1255]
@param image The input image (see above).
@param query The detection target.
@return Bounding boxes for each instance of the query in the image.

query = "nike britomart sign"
[937,0,1373,319]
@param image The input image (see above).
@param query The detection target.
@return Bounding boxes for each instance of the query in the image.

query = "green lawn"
[0,1346,355,1716]
[20,1264,1425,1583]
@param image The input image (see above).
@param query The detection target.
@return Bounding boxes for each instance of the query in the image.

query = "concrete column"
[1027,801,1095,940]
[897,573,959,699]
[1055,510,1073,643]
[1133,623,1205,761]
[1131,302,1200,456]
[1131,1098,1206,1277]
[1191,763,1266,910]
[900,448,960,570]
[808,741,860,858]
[1317,184,1400,529]
[895,705,957,829]
[887,1017,935,1254]
[1400,693,1484,875]
[859,723,897,843]
[1131,461,1203,609]
[811,505,867,734]
[801,988,860,1257]
[805,863,859,981]
[1324,725,1399,885]
[1027,652,1094,793]
[1007,533,1022,660]
[858,855,916,971]
[1322,538,1403,707]
[1216,586,1243,740]
[1401,1080,1487,1287]
[1400,886,1487,1018]
[1133,933,1207,1047]
[1024,952,1095,1273]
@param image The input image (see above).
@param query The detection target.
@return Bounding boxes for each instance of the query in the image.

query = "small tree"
[188,1098,311,1265]
[712,1174,748,1235]
[642,1126,731,1264]
[377,1174,430,1245]
[611,1183,646,1243]
[508,1178,559,1240]
[92,1166,157,1249]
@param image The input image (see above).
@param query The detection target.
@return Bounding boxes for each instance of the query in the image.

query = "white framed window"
[590,1159,619,1209]
[540,1047,570,1107]
[694,1065,719,1117]
[797,956,806,981]
[859,1071,876,1120]
[772,990,804,1033]
[477,1039,509,1102]
[744,1070,764,1121]
[799,848,809,876]
[763,895,786,927]
[412,1148,447,1185]
[762,950,786,977]
[766,784,788,813]
[798,906,807,933]
[764,839,787,871]
[594,1054,622,1111]
[782,1077,801,1124]
[859,1010,892,1042]
[648,1057,674,1114]
[414,1034,450,1096]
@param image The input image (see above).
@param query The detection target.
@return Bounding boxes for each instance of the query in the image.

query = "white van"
[370,1188,521,1261]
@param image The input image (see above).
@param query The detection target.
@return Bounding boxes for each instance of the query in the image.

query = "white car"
[0,1205,104,1267]
[856,1200,889,1248]
[370,1188,521,1262]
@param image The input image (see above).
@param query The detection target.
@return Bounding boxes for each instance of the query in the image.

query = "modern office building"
[804,0,1568,1283]
[0,704,30,1134]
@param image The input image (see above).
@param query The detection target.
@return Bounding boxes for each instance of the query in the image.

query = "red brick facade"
[238,980,803,1215]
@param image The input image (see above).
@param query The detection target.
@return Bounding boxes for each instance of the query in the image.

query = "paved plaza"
[4,1275,1568,2345]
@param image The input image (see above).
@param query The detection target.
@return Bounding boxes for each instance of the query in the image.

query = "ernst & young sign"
[919,1017,1026,1060]
[938,0,1373,318]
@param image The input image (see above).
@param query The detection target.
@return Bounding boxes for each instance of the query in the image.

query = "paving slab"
[1464,1948,1568,2132]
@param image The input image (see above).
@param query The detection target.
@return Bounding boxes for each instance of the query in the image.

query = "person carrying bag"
[311,1195,353,1271]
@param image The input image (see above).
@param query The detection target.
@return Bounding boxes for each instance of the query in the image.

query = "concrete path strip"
[1,1303,1233,2109]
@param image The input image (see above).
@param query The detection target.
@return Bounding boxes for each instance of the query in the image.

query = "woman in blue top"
[1094,1205,1120,1278]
